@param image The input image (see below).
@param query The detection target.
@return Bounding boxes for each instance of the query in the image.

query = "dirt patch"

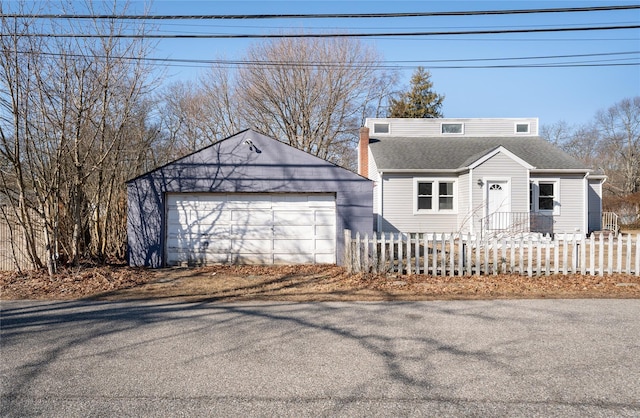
[1,264,639,302]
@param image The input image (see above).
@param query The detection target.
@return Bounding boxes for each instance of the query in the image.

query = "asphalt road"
[1,299,639,417]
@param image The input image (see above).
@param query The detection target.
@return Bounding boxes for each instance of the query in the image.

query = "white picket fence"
[344,230,640,277]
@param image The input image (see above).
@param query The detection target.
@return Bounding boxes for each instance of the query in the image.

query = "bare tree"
[234,37,392,168]
[0,0,158,270]
[596,96,640,195]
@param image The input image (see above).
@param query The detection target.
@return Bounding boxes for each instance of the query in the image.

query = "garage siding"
[127,129,373,268]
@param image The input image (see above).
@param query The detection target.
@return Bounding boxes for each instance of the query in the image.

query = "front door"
[486,180,510,230]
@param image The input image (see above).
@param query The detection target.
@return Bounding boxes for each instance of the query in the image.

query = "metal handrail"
[481,212,553,239]
[602,212,619,235]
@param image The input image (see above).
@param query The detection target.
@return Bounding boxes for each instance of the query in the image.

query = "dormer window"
[373,123,390,134]
[441,123,463,134]
[515,123,530,134]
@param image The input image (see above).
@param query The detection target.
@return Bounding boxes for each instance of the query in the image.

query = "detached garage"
[127,129,372,268]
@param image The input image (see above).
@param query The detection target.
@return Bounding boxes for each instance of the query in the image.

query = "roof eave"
[378,168,468,174]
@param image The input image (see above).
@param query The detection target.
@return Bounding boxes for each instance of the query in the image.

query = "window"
[439,182,454,209]
[416,179,456,212]
[441,123,463,134]
[530,180,558,213]
[515,123,530,134]
[538,182,555,210]
[417,182,432,209]
[373,123,389,134]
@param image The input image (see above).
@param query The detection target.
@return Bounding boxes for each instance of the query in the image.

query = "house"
[127,129,372,268]
[358,118,605,238]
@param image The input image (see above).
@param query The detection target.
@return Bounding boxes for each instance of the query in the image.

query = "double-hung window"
[416,179,456,212]
[538,182,555,210]
[529,180,558,213]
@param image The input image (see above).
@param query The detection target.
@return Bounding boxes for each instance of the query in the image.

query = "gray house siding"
[380,174,459,233]
[368,147,382,231]
[367,118,538,137]
[457,172,471,234]
[588,179,603,232]
[556,175,587,234]
[127,130,372,267]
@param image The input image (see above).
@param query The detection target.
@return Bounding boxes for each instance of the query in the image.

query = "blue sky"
[31,1,640,128]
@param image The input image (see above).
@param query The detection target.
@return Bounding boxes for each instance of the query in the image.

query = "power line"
[4,24,639,39]
[16,48,639,69]
[2,5,639,20]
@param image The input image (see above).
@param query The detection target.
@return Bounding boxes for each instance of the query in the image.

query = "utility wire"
[2,5,639,20]
[4,24,639,39]
[16,48,639,69]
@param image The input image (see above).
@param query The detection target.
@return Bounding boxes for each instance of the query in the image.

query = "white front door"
[486,181,510,230]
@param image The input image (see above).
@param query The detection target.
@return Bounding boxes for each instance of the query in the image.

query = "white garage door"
[166,193,336,266]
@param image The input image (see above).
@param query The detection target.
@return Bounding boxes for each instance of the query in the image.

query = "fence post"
[363,233,370,273]
[535,238,541,276]
[607,233,613,275]
[415,233,421,274]
[553,237,559,275]
[397,233,403,275]
[406,233,412,276]
[380,232,386,273]
[431,232,438,276]
[625,234,631,274]
[580,234,587,274]
[371,232,378,275]
[449,234,455,277]
[589,233,595,276]
[545,236,551,276]
[474,235,480,276]
[354,232,361,273]
[344,229,352,273]
[635,234,640,276]
[616,234,623,273]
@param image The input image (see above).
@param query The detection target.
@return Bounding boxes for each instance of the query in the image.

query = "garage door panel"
[231,253,274,264]
[166,238,231,253]
[314,239,335,252]
[315,225,335,239]
[168,224,230,237]
[315,210,335,225]
[226,200,272,210]
[274,253,315,264]
[231,224,273,238]
[168,209,230,225]
[307,195,336,207]
[273,210,315,226]
[166,193,336,266]
[167,251,230,266]
[231,209,273,225]
[274,239,314,253]
[274,225,314,238]
[231,238,273,253]
[314,253,335,264]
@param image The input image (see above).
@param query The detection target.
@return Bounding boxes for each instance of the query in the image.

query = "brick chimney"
[358,127,369,178]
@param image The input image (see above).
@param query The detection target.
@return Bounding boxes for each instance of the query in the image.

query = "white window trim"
[441,122,464,135]
[515,122,530,134]
[414,177,458,214]
[530,179,560,215]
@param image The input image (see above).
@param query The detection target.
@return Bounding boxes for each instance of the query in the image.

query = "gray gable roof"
[369,135,590,171]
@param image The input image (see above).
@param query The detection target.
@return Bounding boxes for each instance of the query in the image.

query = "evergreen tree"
[388,67,444,118]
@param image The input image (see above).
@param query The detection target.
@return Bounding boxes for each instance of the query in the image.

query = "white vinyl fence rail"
[344,230,640,277]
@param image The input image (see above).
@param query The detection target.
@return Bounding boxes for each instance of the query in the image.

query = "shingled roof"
[368,135,590,171]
